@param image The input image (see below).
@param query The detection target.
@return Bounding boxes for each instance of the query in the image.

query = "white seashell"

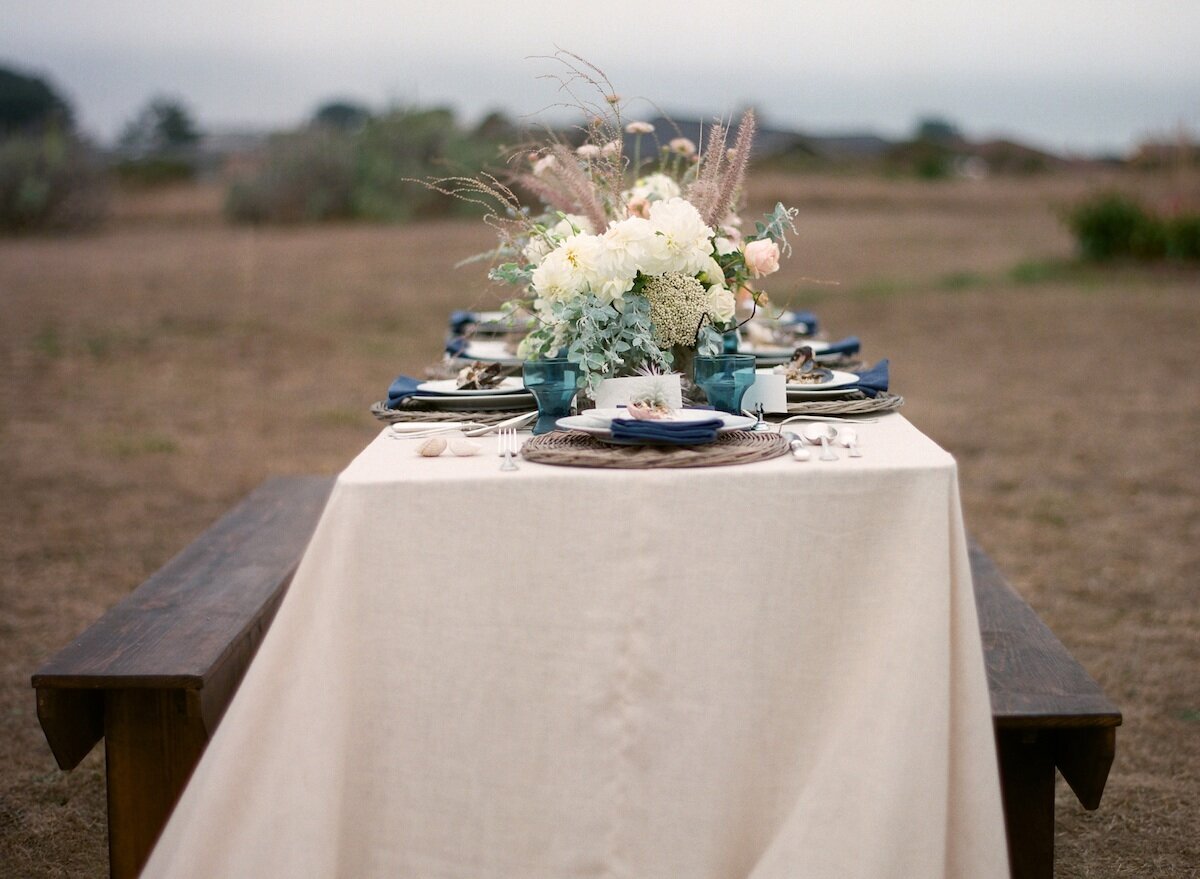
[416,436,448,457]
[449,438,481,457]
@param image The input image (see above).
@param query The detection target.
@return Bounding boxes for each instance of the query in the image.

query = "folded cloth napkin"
[444,335,469,357]
[785,310,820,335]
[386,375,436,408]
[846,359,889,398]
[448,310,478,335]
[609,417,724,445]
[812,336,860,358]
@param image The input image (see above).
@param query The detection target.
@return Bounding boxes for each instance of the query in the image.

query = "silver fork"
[497,428,519,471]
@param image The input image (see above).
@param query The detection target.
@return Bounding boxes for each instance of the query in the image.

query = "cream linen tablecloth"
[143,414,1009,879]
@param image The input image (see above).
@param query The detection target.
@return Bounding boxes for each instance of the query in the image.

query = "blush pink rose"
[744,239,781,278]
[627,196,651,219]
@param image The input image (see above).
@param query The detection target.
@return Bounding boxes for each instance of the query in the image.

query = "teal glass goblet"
[694,353,756,414]
[522,358,583,435]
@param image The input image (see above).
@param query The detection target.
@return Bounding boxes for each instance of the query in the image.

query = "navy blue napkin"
[448,310,478,335]
[444,335,469,357]
[609,417,724,445]
[813,336,860,358]
[786,310,820,335]
[847,359,889,398]
[386,375,435,408]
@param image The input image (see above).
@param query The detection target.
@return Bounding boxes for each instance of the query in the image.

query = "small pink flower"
[627,196,651,219]
[601,140,621,157]
[669,137,697,157]
[744,239,781,278]
[576,144,601,158]
[625,121,655,134]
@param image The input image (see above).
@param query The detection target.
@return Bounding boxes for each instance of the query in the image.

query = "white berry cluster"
[642,272,709,347]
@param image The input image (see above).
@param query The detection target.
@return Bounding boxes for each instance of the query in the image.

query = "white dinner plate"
[742,339,830,359]
[417,377,525,396]
[760,368,859,392]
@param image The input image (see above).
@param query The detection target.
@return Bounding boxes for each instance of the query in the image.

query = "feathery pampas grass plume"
[701,110,755,228]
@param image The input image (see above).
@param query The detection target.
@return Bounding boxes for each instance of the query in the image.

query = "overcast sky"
[3,1,1198,154]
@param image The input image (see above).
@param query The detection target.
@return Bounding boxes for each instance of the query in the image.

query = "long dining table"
[142,413,1009,879]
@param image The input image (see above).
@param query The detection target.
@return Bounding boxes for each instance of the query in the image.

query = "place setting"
[372,360,538,426]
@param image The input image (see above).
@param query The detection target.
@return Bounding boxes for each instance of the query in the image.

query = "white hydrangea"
[600,217,655,281]
[623,172,680,204]
[643,198,716,276]
[531,247,587,304]
[522,214,595,266]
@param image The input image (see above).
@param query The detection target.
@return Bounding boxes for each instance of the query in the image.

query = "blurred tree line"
[225,101,516,223]
[0,65,108,232]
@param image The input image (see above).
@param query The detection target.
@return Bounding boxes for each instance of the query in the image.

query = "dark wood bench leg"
[104,690,209,879]
[997,729,1056,879]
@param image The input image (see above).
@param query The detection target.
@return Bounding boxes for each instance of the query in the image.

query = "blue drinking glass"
[694,354,756,414]
[522,358,583,435]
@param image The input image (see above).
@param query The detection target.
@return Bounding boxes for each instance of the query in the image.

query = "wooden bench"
[31,476,335,879]
[970,541,1122,877]
[31,477,1120,879]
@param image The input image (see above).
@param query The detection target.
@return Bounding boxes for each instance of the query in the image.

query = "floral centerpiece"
[433,59,799,397]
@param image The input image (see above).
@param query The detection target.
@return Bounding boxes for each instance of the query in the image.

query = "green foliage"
[914,116,962,144]
[1068,194,1159,261]
[119,97,200,154]
[225,128,356,223]
[1166,215,1200,261]
[312,101,371,132]
[0,130,109,233]
[117,97,202,185]
[227,106,509,224]
[0,66,72,135]
[522,293,669,391]
[114,156,195,187]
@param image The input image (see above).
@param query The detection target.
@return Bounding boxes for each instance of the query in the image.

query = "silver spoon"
[783,431,811,461]
[838,426,863,458]
[802,424,839,461]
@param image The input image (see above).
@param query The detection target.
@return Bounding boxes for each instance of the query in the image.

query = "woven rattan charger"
[520,430,790,469]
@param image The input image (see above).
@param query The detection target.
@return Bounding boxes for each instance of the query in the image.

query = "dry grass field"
[2,170,1198,877]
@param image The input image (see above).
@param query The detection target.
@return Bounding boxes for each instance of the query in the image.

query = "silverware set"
[783,424,864,461]
[387,411,537,441]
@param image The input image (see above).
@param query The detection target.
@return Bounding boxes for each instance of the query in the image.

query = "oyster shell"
[625,400,674,420]
[456,361,506,390]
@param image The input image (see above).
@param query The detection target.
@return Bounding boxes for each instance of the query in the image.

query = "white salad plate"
[458,341,523,364]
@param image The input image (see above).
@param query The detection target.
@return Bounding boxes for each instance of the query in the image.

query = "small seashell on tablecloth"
[449,437,482,457]
[416,436,448,457]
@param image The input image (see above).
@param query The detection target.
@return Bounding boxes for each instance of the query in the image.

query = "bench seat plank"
[33,476,334,689]
[32,476,334,772]
[970,541,1122,728]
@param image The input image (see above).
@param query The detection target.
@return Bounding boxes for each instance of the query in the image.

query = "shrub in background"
[226,106,506,224]
[0,63,108,233]
[1068,194,1161,260]
[0,129,109,233]
[1166,215,1200,261]
[226,127,357,223]
[116,97,203,186]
